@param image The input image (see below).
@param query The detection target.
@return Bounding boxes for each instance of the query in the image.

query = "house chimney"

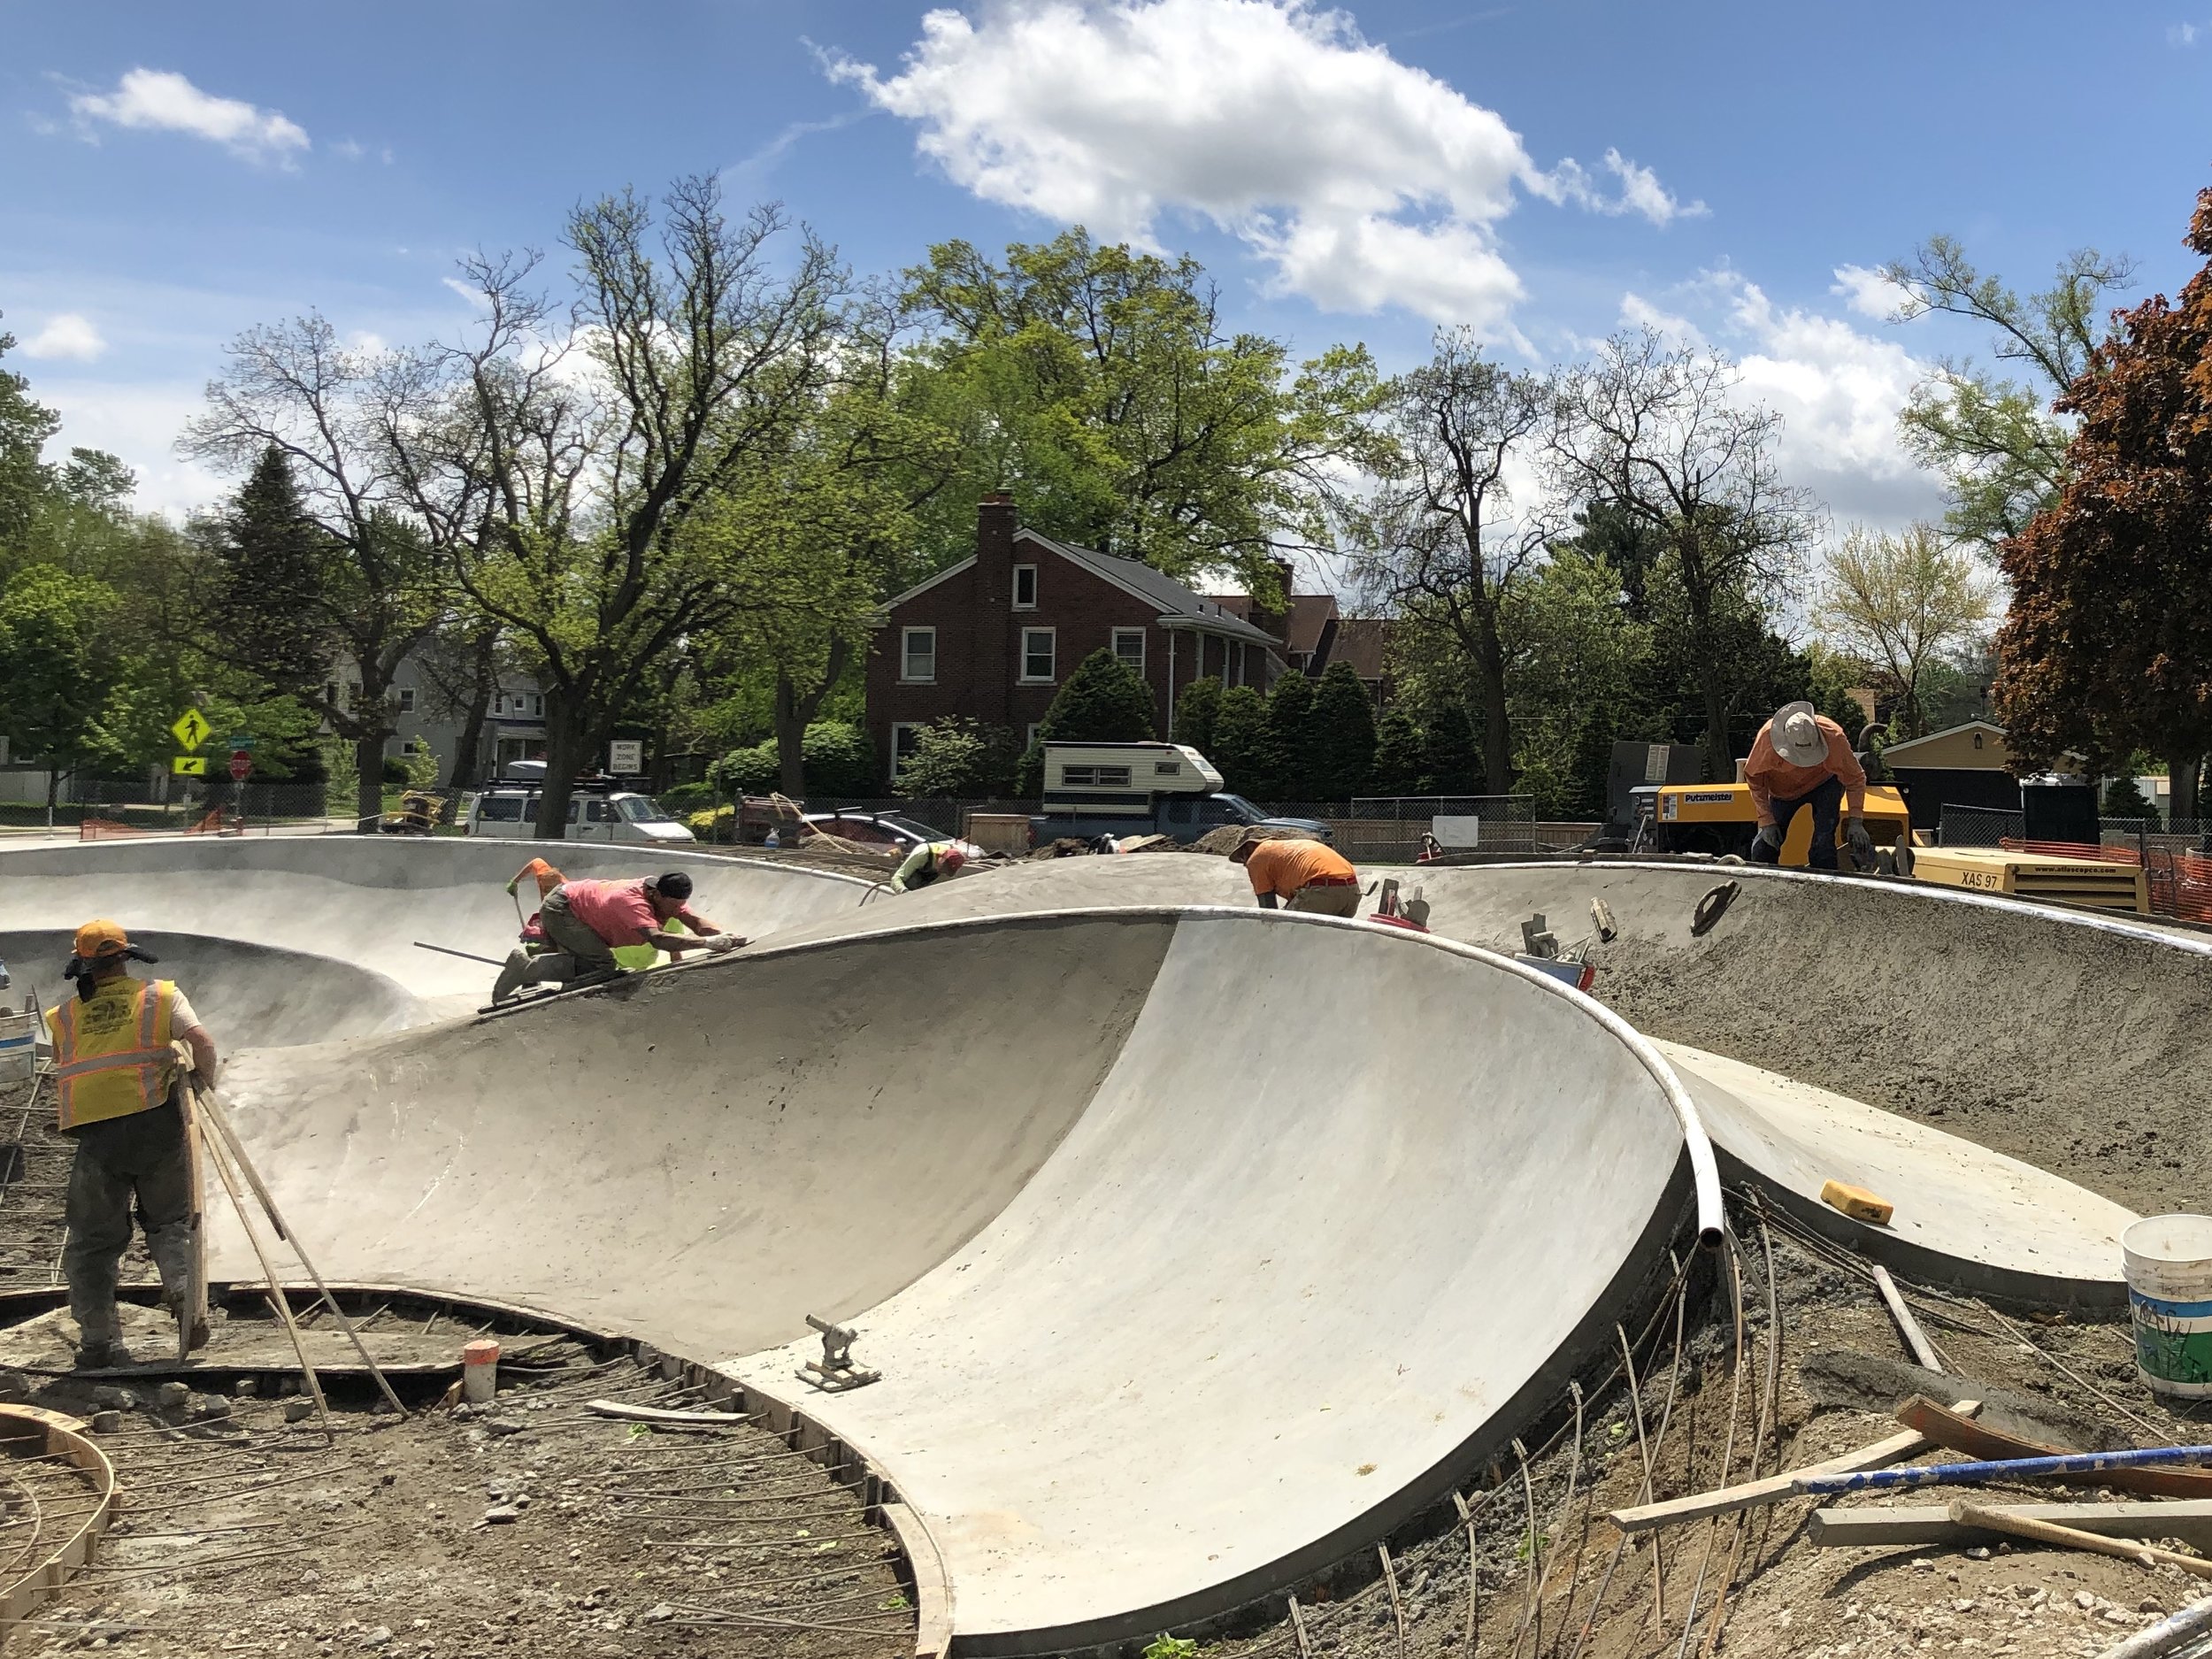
[972,495,1018,726]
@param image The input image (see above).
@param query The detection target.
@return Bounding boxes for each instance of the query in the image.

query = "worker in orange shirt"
[1228,834,1363,917]
[1745,700,1871,872]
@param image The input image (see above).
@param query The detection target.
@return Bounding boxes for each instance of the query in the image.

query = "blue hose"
[1801,1444,2212,1495]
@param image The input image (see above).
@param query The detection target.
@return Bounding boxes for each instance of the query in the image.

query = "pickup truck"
[1026,741,1332,846]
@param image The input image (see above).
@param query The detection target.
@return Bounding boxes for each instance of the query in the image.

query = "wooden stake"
[196,1089,406,1417]
[201,1122,332,1443]
[1872,1264,1945,1373]
[1948,1500,2212,1578]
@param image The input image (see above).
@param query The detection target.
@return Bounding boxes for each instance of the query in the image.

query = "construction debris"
[1808,1500,2212,1550]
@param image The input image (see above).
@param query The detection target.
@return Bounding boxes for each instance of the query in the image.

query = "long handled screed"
[413,941,506,968]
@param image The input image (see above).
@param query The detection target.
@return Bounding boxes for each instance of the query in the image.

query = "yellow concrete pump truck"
[1630,779,1916,872]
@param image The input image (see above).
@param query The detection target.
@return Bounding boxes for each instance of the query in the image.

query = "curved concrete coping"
[0,929,424,1048]
[726,906,1720,1654]
[1655,1039,2137,1308]
[0,837,872,1010]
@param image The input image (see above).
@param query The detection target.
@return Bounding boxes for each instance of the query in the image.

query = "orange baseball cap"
[72,919,132,960]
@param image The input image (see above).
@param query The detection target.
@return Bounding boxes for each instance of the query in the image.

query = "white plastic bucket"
[2123,1215,2212,1397]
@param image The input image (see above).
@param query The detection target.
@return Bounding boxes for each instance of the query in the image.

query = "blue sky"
[4,0,2209,527]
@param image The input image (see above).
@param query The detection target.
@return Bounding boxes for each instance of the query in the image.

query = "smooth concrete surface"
[0,838,870,1013]
[729,910,1717,1653]
[1655,1039,2137,1305]
[209,915,1173,1357]
[0,929,423,1048]
[903,856,2212,1221]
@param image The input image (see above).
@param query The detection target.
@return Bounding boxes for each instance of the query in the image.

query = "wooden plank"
[1872,1265,1943,1373]
[1897,1396,2212,1500]
[1950,1500,2212,1578]
[1607,1403,1981,1533]
[1811,1500,2212,1550]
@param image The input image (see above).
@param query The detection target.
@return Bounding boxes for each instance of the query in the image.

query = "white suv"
[465,787,695,844]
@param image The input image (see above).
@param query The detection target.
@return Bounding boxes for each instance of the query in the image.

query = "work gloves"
[1845,819,1875,860]
[705,933,743,955]
[1751,823,1783,856]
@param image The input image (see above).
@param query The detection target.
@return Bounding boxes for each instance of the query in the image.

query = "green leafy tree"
[1421,700,1483,795]
[1263,670,1317,798]
[2102,775,2162,828]
[1994,186,2212,817]
[897,717,1014,796]
[0,566,125,812]
[1210,685,1271,796]
[900,230,1384,588]
[1171,674,1223,756]
[1883,237,2136,553]
[0,319,62,557]
[1504,548,1653,818]
[1369,706,1427,795]
[1818,523,1993,739]
[1306,662,1378,802]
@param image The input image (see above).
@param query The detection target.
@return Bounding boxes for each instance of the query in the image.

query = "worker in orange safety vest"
[46,920,219,1368]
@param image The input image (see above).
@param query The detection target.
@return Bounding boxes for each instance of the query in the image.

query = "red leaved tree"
[1994,187,2212,818]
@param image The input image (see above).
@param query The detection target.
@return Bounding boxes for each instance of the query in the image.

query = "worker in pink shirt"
[491,871,741,1002]
[1744,701,1870,872]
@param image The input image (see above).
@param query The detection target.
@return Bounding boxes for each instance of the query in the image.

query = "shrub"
[1369,707,1426,795]
[380,755,410,785]
[1210,686,1271,795]
[708,743,780,796]
[1306,662,1377,801]
[899,718,1016,796]
[1039,649,1156,743]
[1264,671,1317,798]
[1171,674,1223,756]
[658,781,715,815]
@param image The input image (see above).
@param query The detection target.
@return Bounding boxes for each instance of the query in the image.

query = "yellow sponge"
[1821,1179,1894,1227]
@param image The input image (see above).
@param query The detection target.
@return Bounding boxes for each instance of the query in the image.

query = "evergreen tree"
[1307,662,1377,802]
[213,445,333,693]
[1370,706,1427,795]
[1263,671,1317,798]
[2102,774,2162,829]
[1210,685,1271,796]
[1422,701,1483,795]
[1038,648,1157,744]
[1171,674,1224,757]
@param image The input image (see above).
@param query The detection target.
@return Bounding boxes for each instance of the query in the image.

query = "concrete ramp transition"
[211,907,1719,1653]
[0,838,871,1016]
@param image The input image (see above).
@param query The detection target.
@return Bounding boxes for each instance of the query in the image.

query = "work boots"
[146,1219,210,1354]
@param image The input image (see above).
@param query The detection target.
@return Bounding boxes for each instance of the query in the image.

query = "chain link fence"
[0,777,340,835]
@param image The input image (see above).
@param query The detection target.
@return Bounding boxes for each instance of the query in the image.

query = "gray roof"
[1017,529,1282,649]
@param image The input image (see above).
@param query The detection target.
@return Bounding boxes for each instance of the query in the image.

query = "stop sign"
[228,750,251,781]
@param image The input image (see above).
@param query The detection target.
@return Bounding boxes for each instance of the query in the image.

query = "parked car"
[1028,741,1331,846]
[801,810,982,861]
[465,785,695,844]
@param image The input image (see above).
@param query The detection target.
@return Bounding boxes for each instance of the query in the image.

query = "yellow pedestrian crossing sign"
[171,755,208,777]
[171,709,212,751]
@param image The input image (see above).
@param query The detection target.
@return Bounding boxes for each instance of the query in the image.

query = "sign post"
[171,709,212,752]
[228,751,251,782]
[171,756,207,777]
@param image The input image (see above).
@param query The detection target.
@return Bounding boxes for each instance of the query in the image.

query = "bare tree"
[1350,329,1556,795]
[180,316,447,827]
[1819,522,1994,739]
[1552,330,1824,780]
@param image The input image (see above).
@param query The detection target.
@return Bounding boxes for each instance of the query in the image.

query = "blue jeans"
[1751,774,1844,871]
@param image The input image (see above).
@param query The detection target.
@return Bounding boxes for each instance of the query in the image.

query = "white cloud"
[21,312,107,361]
[68,68,310,165]
[1618,271,1947,531]
[1532,149,1707,226]
[333,137,365,161]
[35,379,227,516]
[2171,20,2200,45]
[1829,263,1901,320]
[828,0,1701,328]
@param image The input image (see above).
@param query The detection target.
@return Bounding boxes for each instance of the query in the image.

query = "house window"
[396,687,417,714]
[1020,627,1056,683]
[1111,628,1146,672]
[1025,723,1042,749]
[902,626,937,683]
[889,723,925,771]
[526,693,543,718]
[1012,565,1038,610]
[399,738,422,758]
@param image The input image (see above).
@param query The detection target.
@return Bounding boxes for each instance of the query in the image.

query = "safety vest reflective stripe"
[52,979,176,1132]
[52,1047,177,1079]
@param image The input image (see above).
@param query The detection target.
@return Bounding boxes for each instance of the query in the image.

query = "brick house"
[866,496,1287,782]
